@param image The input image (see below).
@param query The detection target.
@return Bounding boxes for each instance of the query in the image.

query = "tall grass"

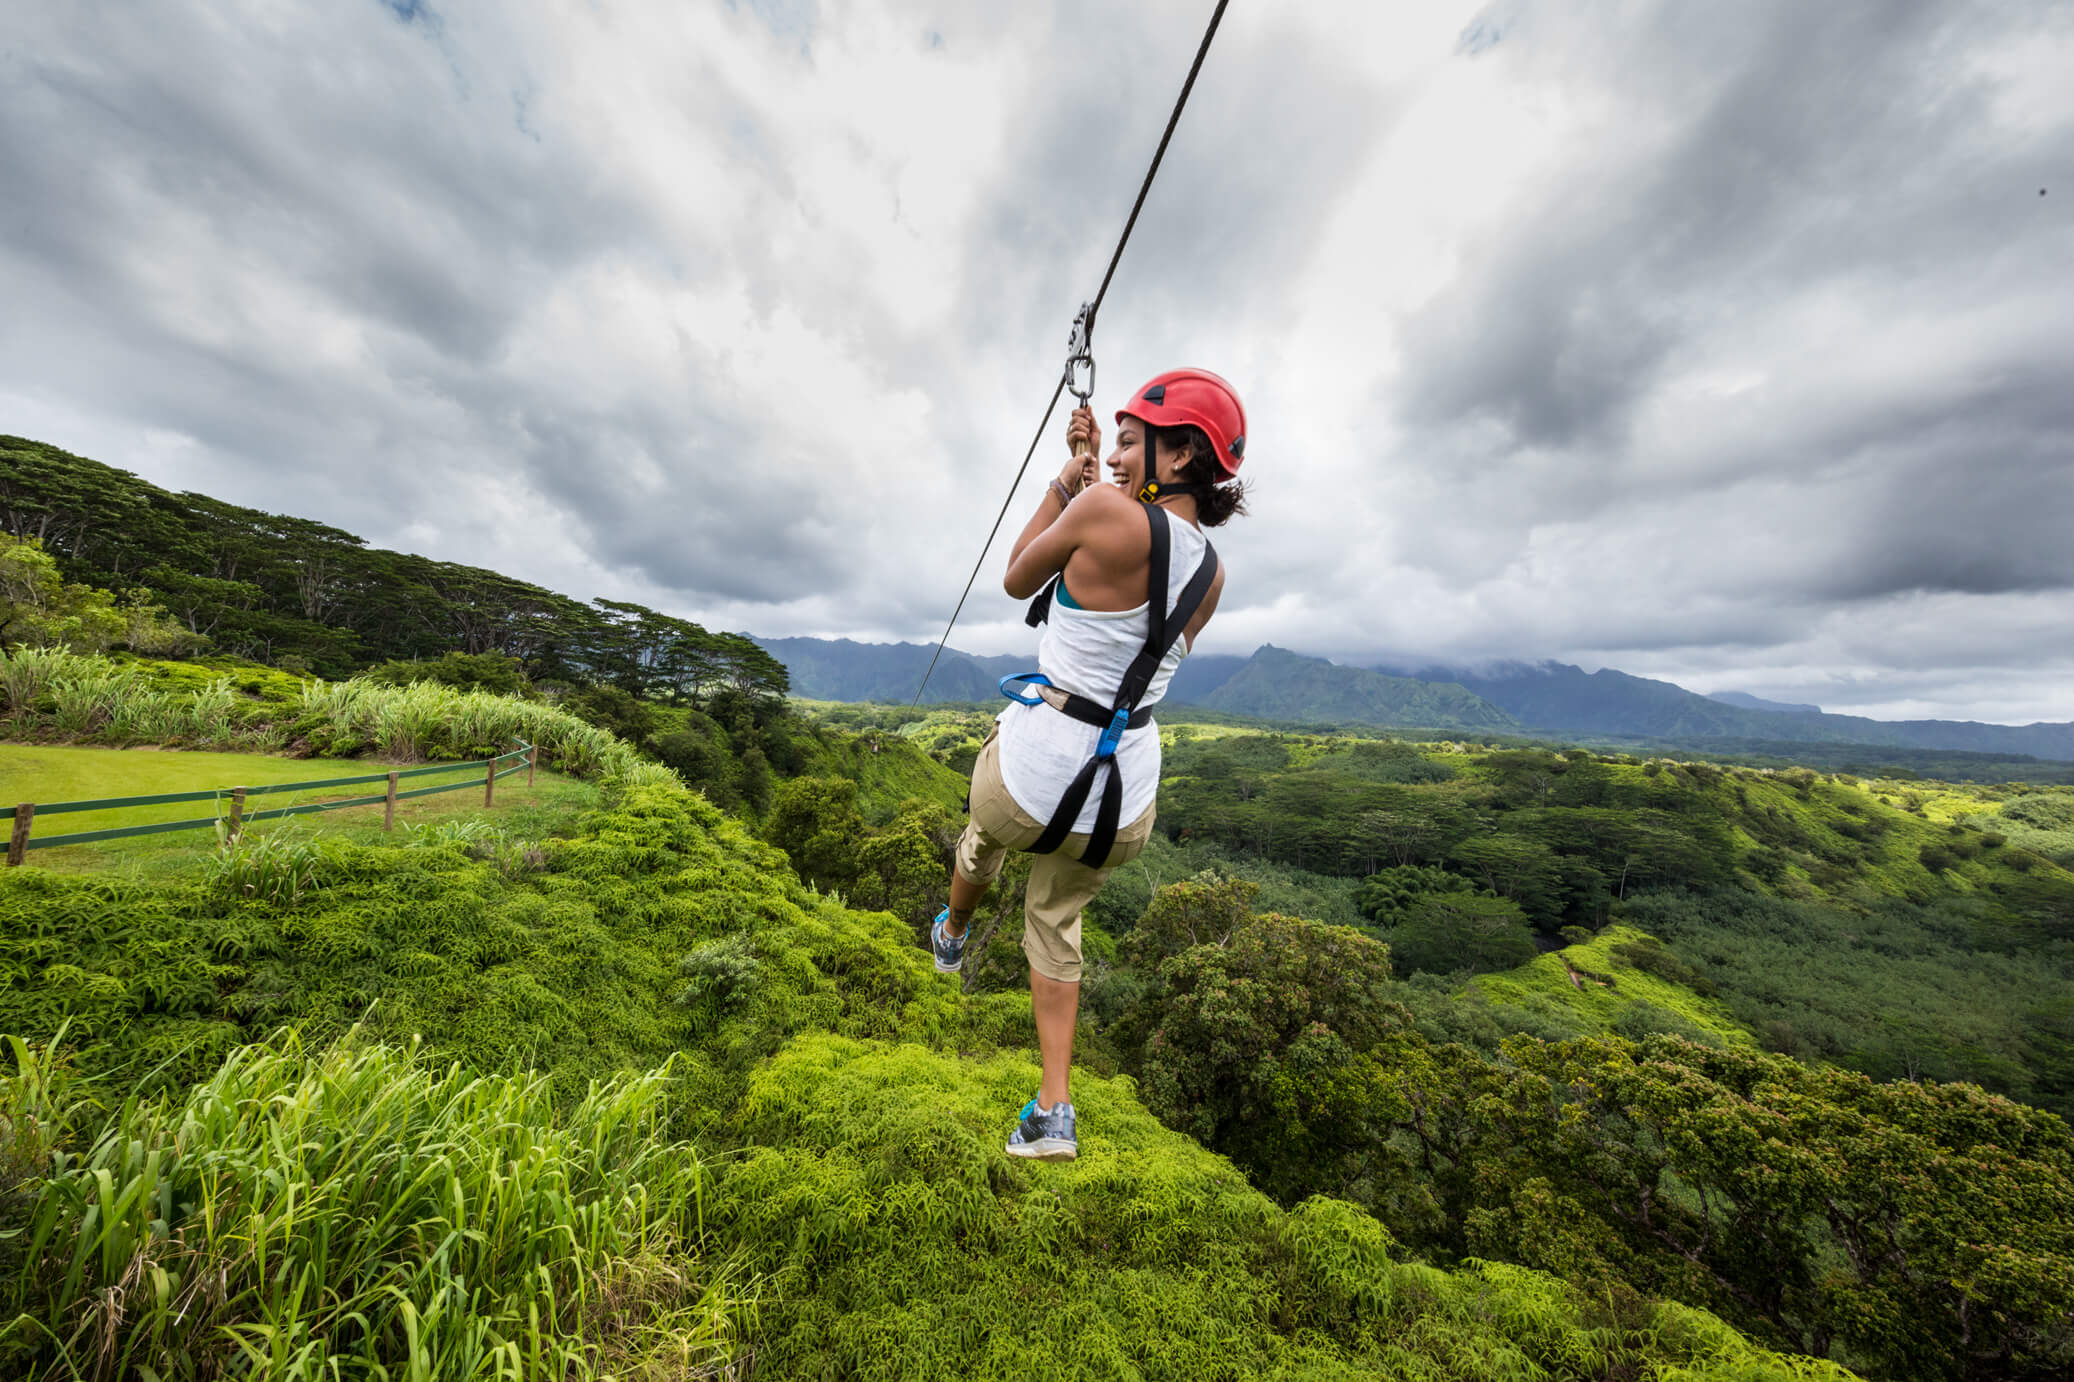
[0,648,66,731]
[0,649,676,788]
[294,678,658,780]
[5,1031,741,1380]
[0,649,277,751]
[206,826,324,906]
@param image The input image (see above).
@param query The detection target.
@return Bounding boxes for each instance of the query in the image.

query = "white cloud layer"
[3,0,2070,722]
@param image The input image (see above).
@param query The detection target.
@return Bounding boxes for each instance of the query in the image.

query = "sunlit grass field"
[0,743,600,876]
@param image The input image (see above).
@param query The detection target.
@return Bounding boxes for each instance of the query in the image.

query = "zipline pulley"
[1064,300,1097,456]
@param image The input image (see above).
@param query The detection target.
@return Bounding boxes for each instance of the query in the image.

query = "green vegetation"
[3,742,384,816]
[1978,788,2074,867]
[5,1032,738,1378]
[1470,923,1752,1049]
[0,535,194,657]
[1619,890,2074,1109]
[0,647,662,781]
[762,741,2074,1378]
[4,677,1919,1379]
[713,1033,1847,1381]
[5,440,2071,1377]
[1,742,600,878]
[1140,728,2074,1114]
[1595,736,2074,786]
[1387,890,1538,975]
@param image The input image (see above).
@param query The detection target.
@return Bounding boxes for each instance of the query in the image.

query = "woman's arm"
[1003,487,1089,599]
[1003,408,1103,599]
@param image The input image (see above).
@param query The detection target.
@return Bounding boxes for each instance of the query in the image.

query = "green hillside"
[0,497,2067,1375]
[0,726,1870,1379]
[0,435,787,692]
[1469,923,1758,1048]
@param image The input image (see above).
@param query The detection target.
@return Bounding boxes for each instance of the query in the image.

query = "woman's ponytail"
[1156,423,1250,528]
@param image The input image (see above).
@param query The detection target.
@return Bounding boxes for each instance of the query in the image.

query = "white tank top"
[995,517,1210,835]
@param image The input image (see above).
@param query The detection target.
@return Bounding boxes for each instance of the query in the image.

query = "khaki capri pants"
[955,729,1155,984]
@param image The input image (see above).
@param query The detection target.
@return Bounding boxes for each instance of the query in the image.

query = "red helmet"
[1116,368,1247,480]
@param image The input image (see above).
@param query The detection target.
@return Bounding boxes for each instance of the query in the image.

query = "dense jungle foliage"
[1,729,1881,1380]
[774,704,2074,1378]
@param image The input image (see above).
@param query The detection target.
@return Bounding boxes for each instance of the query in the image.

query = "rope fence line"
[6,742,535,864]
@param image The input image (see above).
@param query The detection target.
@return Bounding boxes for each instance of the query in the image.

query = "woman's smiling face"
[1107,417,1181,493]
[1106,418,1145,492]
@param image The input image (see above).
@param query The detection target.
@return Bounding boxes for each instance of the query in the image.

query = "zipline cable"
[911,0,1233,706]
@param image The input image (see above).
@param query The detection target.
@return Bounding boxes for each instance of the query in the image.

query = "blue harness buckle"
[999,672,1053,706]
[1096,707,1130,760]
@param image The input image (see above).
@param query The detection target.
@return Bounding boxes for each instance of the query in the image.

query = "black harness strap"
[1016,505,1219,869]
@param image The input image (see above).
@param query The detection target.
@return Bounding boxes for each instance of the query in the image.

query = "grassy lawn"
[0,743,601,878]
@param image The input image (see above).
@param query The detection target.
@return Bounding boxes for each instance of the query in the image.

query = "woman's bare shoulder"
[1075,483,1137,513]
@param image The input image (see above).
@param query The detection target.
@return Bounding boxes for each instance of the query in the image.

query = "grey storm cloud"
[1399,0,2022,450]
[1381,0,2074,624]
[1,0,2071,722]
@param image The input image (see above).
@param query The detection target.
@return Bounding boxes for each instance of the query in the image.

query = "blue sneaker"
[1005,1097,1077,1162]
[930,908,967,974]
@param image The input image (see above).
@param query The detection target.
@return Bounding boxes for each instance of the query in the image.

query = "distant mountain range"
[1707,690,1821,715]
[756,637,2074,763]
[1402,659,2074,761]
[1189,646,1516,730]
[755,638,1026,705]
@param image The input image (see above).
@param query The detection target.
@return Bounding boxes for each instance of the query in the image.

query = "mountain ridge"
[756,635,2074,761]
[1709,690,1822,715]
[1407,658,2074,760]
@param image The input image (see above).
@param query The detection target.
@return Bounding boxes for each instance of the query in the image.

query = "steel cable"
[911,0,1233,705]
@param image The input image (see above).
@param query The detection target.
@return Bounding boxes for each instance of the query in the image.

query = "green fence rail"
[7,744,535,864]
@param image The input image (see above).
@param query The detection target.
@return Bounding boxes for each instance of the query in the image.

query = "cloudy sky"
[4,0,2071,722]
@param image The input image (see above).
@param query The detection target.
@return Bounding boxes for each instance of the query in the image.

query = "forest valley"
[0,432,2070,1379]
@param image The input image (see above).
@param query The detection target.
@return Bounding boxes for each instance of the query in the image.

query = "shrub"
[206,826,324,907]
[1611,999,1726,1048]
[1354,861,1483,925]
[1128,913,1403,1200]
[1919,843,1960,873]
[1123,870,1258,966]
[712,1035,1826,1380]
[561,683,658,746]
[364,651,529,696]
[1612,935,1718,997]
[1388,892,1538,976]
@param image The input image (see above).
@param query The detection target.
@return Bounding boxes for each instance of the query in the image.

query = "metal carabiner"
[999,672,1055,706]
[1063,300,1096,409]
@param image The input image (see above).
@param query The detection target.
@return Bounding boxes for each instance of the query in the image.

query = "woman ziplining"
[903,0,1238,1162]
[929,369,1250,1161]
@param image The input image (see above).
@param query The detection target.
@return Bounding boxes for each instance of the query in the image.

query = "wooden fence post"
[484,758,496,808]
[385,772,399,831]
[227,788,246,841]
[8,804,32,867]
[527,744,536,787]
